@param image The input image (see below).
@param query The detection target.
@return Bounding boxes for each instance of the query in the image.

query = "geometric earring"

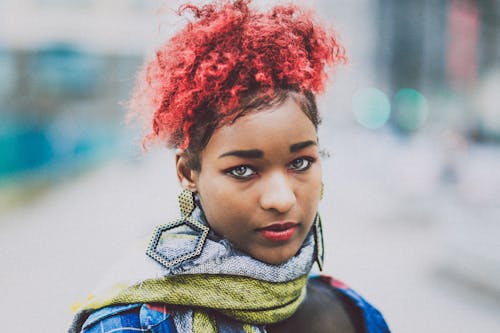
[314,182,325,271]
[146,189,209,269]
[313,213,324,271]
[178,188,196,217]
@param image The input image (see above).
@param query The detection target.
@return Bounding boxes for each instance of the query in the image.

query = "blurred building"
[0,0,160,183]
[1,0,499,186]
[375,0,500,139]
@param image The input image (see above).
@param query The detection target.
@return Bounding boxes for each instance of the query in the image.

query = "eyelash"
[288,157,315,172]
[225,165,256,179]
[225,157,315,180]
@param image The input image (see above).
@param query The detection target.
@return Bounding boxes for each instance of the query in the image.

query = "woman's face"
[185,97,322,265]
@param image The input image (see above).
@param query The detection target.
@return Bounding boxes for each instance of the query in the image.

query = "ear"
[175,149,198,192]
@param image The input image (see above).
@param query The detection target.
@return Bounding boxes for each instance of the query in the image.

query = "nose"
[259,173,296,214]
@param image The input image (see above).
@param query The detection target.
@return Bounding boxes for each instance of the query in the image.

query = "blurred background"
[0,0,499,332]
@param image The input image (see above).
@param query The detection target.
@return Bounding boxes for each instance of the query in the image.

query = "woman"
[69,1,390,332]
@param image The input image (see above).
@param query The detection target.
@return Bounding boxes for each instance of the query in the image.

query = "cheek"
[299,168,322,212]
[302,164,322,193]
[201,177,236,207]
[197,176,242,223]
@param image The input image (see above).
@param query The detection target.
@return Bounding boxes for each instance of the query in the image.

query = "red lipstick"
[259,222,297,242]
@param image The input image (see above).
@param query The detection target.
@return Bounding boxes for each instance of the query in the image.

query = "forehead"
[202,98,317,158]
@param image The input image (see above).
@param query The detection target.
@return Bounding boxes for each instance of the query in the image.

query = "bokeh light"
[352,87,391,129]
[392,89,429,132]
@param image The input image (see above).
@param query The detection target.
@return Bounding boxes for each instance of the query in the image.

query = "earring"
[320,182,324,200]
[146,189,209,269]
[313,213,324,271]
[178,187,195,217]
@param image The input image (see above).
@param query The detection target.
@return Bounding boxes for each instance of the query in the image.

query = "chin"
[252,246,299,265]
[262,257,291,265]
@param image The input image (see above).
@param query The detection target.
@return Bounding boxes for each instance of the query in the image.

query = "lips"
[259,221,298,242]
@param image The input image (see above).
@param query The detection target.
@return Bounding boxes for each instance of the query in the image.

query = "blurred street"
[1,128,500,332]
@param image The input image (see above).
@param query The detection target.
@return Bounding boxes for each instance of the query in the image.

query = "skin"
[176,97,322,265]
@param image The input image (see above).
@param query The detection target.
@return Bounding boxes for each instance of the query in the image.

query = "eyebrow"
[218,140,317,159]
[219,149,264,159]
[290,140,317,153]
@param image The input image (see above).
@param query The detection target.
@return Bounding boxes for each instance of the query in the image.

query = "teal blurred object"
[32,44,104,97]
[0,43,131,184]
[352,88,391,129]
[0,122,52,176]
[392,89,429,132]
[0,118,120,182]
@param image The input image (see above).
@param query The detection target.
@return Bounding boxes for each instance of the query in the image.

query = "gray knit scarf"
[68,206,316,333]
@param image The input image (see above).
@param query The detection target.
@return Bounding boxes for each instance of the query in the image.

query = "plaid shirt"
[80,276,390,333]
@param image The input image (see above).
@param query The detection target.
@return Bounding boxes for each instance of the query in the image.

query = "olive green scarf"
[73,273,307,332]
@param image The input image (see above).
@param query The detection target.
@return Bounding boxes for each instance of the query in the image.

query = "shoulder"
[80,303,177,333]
[267,275,390,333]
[310,275,391,333]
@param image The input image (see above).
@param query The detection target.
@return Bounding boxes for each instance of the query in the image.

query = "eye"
[288,157,314,172]
[226,165,256,179]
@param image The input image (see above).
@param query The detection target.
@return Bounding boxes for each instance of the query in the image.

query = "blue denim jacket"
[80,276,390,333]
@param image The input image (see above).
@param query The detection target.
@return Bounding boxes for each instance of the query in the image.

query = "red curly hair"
[130,0,346,155]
